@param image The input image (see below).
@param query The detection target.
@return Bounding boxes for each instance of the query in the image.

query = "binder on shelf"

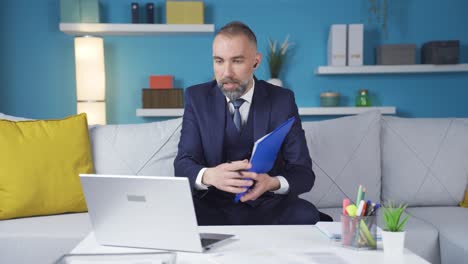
[235,116,296,202]
[347,24,363,66]
[327,24,347,66]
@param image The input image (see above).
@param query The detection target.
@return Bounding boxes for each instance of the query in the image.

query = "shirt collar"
[225,79,255,104]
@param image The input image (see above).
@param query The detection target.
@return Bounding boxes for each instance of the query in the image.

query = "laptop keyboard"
[201,238,220,247]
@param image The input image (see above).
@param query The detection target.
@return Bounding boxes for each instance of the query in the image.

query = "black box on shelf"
[422,40,459,64]
[142,89,184,108]
[376,44,416,65]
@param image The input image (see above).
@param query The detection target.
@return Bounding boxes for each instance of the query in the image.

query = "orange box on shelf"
[149,75,174,89]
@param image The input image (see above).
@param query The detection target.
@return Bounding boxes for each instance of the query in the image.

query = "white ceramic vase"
[267,78,283,87]
[382,230,406,256]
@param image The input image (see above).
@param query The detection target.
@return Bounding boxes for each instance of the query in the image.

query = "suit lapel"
[252,79,271,141]
[208,83,226,165]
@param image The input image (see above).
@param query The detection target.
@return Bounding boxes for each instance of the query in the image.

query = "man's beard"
[217,78,249,101]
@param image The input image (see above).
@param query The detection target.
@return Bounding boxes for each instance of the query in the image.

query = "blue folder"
[234,116,296,202]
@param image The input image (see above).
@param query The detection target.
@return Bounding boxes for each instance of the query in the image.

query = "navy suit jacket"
[174,78,315,198]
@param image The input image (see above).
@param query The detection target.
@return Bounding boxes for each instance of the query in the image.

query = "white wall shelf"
[60,23,215,35]
[315,64,468,75]
[136,107,396,117]
[137,108,184,117]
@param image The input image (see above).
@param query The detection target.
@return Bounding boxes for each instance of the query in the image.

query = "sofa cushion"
[0,114,93,220]
[382,117,468,206]
[300,111,382,208]
[407,207,468,264]
[89,118,182,176]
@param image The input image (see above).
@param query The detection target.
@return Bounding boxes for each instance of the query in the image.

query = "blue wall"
[1,0,468,123]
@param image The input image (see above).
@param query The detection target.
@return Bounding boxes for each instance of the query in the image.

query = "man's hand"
[202,159,254,194]
[239,172,281,202]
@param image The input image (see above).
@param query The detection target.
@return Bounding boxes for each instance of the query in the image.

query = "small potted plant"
[381,202,410,255]
[267,35,293,87]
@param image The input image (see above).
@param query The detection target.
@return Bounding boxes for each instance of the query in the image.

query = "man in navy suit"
[175,21,328,225]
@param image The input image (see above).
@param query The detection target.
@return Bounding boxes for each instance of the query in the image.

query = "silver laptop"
[79,174,234,252]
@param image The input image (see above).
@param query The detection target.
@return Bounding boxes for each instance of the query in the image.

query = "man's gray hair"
[216,21,257,47]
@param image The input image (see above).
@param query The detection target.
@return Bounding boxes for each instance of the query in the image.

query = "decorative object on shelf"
[60,0,80,23]
[381,202,410,256]
[376,44,416,65]
[75,36,106,125]
[367,0,389,38]
[60,0,101,23]
[150,75,174,89]
[355,89,372,107]
[327,24,347,66]
[320,92,341,107]
[131,3,139,23]
[166,0,204,24]
[142,89,183,108]
[422,40,460,64]
[267,35,293,87]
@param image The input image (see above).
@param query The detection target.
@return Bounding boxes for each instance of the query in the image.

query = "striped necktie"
[231,99,245,132]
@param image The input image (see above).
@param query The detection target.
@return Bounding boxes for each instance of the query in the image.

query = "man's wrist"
[195,168,209,190]
[268,175,281,191]
[202,168,212,186]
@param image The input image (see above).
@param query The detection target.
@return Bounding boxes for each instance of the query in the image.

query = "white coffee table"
[70,225,429,264]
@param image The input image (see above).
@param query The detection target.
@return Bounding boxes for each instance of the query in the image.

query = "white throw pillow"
[89,118,182,176]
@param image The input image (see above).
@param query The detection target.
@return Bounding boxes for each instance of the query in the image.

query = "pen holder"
[341,214,377,250]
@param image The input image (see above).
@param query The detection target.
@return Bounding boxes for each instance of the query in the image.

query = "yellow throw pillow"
[0,113,94,220]
[460,188,468,208]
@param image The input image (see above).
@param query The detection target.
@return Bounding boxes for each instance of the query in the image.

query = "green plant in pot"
[266,35,292,87]
[381,202,410,255]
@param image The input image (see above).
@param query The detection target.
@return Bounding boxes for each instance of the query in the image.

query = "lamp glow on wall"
[74,36,106,125]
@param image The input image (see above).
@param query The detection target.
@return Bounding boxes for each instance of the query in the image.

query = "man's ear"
[253,52,262,69]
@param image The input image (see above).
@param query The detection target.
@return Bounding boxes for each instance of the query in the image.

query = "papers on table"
[209,250,349,264]
[315,221,382,241]
[54,252,175,264]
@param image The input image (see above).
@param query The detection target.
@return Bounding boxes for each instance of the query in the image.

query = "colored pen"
[356,200,365,216]
[356,185,363,204]
[361,187,366,202]
[360,201,367,216]
[365,200,372,216]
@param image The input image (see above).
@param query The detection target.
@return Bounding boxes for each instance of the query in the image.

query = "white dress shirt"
[195,79,290,194]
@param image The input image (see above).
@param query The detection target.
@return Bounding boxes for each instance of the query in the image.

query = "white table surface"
[71,225,429,264]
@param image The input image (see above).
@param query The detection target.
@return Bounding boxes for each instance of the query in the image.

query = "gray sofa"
[0,111,467,264]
